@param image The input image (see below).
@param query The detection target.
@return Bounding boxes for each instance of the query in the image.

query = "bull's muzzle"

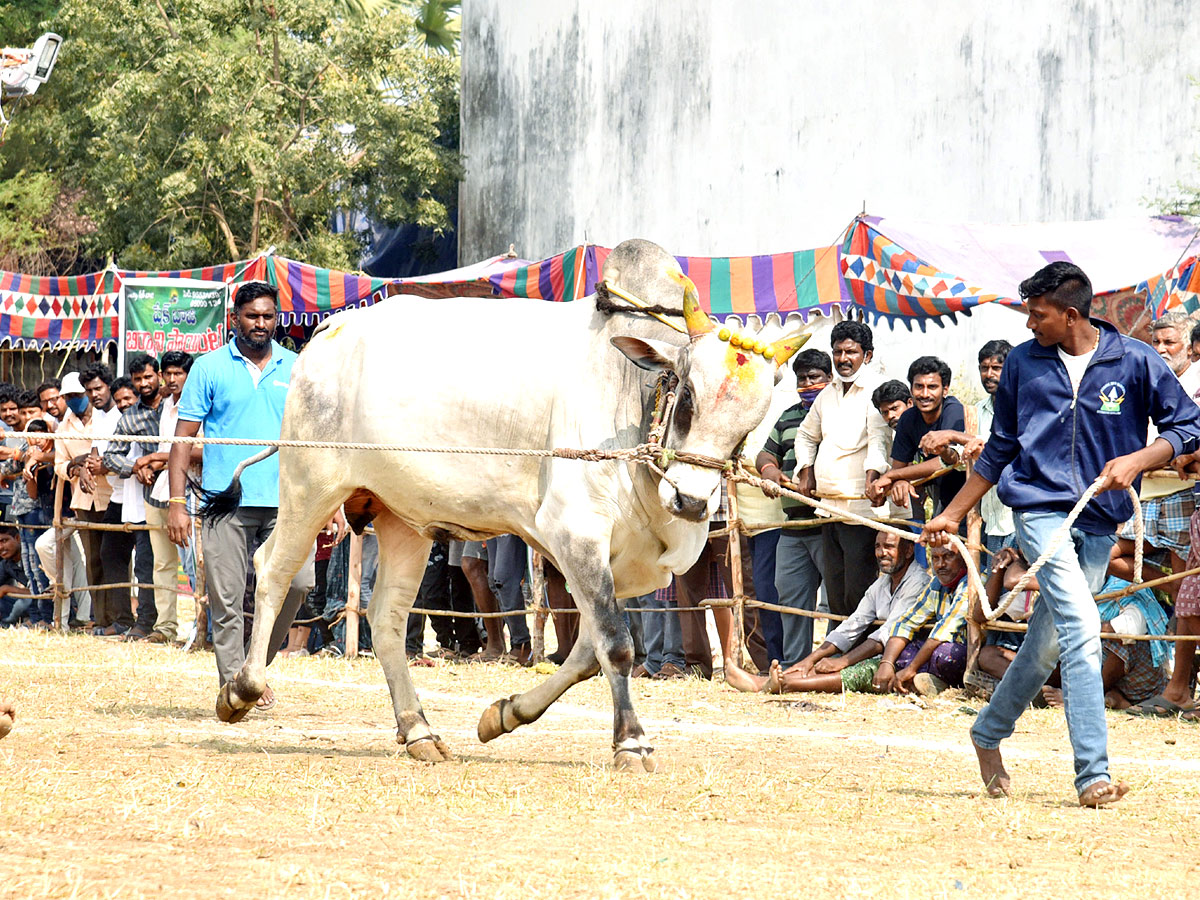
[667,488,711,522]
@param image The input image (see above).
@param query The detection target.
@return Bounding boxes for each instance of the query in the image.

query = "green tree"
[0,0,460,273]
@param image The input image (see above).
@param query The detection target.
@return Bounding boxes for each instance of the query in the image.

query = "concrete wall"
[459,0,1200,376]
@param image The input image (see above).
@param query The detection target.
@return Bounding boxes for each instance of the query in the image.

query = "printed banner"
[120,278,228,370]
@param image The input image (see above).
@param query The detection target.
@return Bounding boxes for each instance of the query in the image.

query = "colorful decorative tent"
[2,216,1197,350]
[480,244,850,322]
[842,214,1200,331]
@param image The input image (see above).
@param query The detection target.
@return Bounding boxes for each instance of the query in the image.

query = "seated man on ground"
[977,557,1169,712]
[871,544,970,697]
[724,531,925,694]
[1062,576,1171,712]
[0,526,30,627]
[971,547,1033,694]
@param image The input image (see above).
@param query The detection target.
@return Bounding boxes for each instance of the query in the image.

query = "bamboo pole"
[963,458,984,678]
[725,473,747,671]
[529,551,547,664]
[192,521,208,650]
[344,530,362,659]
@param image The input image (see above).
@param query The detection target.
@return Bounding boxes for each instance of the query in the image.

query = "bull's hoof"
[477,697,515,743]
[215,683,251,724]
[0,712,12,740]
[405,734,454,763]
[613,747,658,773]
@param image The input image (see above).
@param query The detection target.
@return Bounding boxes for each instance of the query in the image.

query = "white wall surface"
[459,0,1200,379]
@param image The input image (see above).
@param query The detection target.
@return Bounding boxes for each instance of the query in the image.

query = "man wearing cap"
[38,370,108,627]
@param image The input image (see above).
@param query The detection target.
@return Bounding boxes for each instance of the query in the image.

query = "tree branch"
[153,0,180,39]
[207,204,239,259]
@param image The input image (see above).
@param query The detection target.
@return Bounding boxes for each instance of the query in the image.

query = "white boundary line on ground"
[4,655,1197,773]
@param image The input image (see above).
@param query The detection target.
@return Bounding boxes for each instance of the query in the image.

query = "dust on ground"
[1,630,1197,899]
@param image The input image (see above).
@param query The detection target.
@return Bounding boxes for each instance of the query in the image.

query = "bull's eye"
[674,384,694,438]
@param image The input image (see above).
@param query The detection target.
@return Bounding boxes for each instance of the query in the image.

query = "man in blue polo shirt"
[166,281,315,711]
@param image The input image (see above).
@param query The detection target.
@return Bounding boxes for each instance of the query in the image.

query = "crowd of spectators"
[0,282,1197,729]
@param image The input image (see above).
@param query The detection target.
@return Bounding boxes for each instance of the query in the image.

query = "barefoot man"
[922,261,1200,808]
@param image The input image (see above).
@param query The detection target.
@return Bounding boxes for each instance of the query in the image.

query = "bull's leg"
[477,545,656,772]
[477,628,600,740]
[368,509,451,762]
[217,495,341,723]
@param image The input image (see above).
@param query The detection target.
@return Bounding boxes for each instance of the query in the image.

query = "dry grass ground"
[1,629,1198,899]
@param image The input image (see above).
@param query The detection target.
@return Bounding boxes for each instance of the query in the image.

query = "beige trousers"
[144,503,180,640]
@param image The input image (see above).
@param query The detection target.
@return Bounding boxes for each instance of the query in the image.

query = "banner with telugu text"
[119,278,228,371]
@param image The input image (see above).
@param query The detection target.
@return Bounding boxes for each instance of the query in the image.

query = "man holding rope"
[923,261,1200,808]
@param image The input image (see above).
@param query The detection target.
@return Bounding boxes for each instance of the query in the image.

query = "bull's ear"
[611,336,678,372]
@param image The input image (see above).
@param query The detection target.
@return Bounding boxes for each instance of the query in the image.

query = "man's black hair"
[829,319,874,353]
[36,378,60,397]
[792,348,832,377]
[1190,322,1200,348]
[127,353,159,376]
[80,363,114,388]
[161,350,194,373]
[0,525,18,540]
[978,340,1013,365]
[0,386,16,406]
[110,376,135,396]
[234,280,279,310]
[1018,261,1093,316]
[907,356,952,387]
[16,389,39,408]
[26,418,48,433]
[872,379,911,409]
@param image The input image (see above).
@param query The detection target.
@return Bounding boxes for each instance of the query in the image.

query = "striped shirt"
[889,573,969,644]
[762,401,815,520]
[102,398,165,509]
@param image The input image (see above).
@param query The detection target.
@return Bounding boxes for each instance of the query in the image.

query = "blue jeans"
[971,510,1115,794]
[749,530,783,664]
[633,592,684,673]
[18,510,50,623]
[774,527,824,667]
[486,535,531,647]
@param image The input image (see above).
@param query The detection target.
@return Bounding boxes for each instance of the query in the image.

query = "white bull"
[211,240,809,770]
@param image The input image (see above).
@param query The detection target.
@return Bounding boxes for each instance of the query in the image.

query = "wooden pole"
[344,531,362,659]
[51,476,66,631]
[529,551,547,664]
[726,473,747,670]
[964,459,984,678]
[192,521,208,650]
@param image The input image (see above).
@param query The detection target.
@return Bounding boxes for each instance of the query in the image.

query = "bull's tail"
[192,446,279,522]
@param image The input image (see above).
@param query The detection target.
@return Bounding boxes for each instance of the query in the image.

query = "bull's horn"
[766,328,811,366]
[669,270,714,338]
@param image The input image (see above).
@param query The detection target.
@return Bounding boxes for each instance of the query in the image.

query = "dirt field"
[0,629,1197,899]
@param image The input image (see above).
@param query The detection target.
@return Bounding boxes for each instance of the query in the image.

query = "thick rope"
[728,464,988,610]
[987,476,1142,621]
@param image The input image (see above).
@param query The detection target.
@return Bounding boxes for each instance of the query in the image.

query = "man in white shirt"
[37,370,109,626]
[724,531,926,693]
[794,320,891,617]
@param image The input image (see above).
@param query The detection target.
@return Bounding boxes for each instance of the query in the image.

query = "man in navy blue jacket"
[924,261,1200,808]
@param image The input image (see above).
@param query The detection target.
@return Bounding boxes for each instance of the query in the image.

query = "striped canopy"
[3,220,1195,350]
[483,244,850,322]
